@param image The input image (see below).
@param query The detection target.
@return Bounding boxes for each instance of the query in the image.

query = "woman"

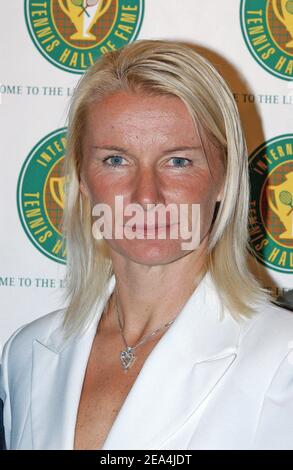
[1,40,293,450]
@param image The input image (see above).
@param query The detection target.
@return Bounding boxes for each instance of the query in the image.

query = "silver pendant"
[120,347,135,370]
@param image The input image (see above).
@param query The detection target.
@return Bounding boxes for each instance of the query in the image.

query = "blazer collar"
[29,271,245,450]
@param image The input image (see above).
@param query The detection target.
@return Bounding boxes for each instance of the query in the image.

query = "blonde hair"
[61,39,273,338]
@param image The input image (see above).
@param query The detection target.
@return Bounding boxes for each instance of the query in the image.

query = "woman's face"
[80,90,224,265]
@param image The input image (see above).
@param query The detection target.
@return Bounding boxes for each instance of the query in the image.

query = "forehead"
[84,91,200,145]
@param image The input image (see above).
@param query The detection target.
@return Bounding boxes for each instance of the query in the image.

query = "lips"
[135,224,171,230]
[119,222,178,232]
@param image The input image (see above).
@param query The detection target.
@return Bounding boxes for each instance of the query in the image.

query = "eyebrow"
[92,145,202,154]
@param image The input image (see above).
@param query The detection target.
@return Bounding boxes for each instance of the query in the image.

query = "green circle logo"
[17,129,67,264]
[24,0,144,74]
[240,0,293,80]
[248,134,293,273]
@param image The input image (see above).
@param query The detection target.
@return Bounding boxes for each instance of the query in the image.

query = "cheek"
[84,177,110,204]
[175,174,218,228]
[81,165,128,205]
[169,171,215,204]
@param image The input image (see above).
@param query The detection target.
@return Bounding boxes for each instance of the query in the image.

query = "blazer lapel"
[30,332,94,450]
[30,276,116,450]
[102,272,242,450]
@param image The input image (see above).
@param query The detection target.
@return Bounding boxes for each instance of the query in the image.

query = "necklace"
[115,290,177,371]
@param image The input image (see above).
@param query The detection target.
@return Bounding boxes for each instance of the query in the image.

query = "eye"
[102,155,127,167]
[168,157,192,168]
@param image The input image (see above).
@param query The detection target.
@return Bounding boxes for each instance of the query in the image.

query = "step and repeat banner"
[0,0,292,351]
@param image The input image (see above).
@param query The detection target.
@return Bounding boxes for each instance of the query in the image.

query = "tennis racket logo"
[57,0,112,41]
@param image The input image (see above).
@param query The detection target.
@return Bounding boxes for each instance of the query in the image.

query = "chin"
[106,239,191,266]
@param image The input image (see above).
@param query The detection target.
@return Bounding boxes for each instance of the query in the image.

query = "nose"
[131,165,164,210]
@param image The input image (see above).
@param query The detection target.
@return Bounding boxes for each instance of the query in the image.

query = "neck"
[101,242,208,346]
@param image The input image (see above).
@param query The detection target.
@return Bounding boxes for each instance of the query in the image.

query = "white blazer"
[1,271,293,450]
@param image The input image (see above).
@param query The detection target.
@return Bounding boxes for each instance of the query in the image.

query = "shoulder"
[237,301,293,385]
[1,308,66,370]
[241,300,293,348]
[247,303,293,449]
[240,300,293,353]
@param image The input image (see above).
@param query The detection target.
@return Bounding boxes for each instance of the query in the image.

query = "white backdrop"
[0,0,292,352]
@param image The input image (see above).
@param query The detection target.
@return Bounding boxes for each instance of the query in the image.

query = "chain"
[115,290,176,351]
